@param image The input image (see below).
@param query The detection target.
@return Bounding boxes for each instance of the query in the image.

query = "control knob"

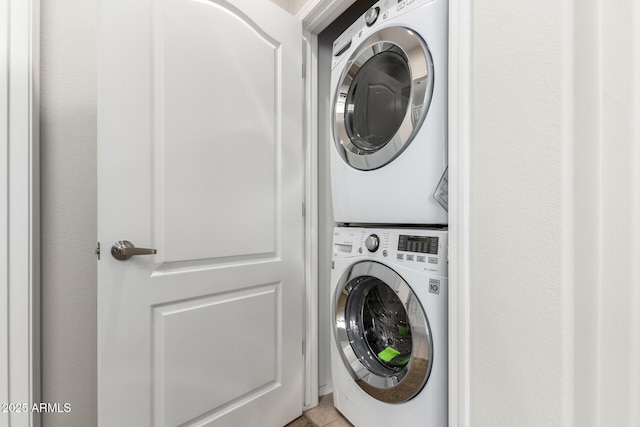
[364,234,380,252]
[364,7,380,27]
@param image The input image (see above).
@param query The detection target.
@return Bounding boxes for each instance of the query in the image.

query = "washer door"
[333,27,434,171]
[333,261,433,403]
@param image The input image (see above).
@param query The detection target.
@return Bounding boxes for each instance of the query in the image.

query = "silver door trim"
[333,27,434,171]
[333,261,433,403]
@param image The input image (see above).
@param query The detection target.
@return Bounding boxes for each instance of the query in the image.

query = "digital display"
[398,235,439,254]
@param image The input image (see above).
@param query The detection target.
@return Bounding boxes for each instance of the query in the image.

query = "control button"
[383,250,388,257]
[406,255,414,261]
[364,6,380,27]
[382,11,389,19]
[417,256,426,263]
[365,234,380,252]
[358,247,363,254]
[428,257,438,264]
[397,254,404,260]
[397,2,405,11]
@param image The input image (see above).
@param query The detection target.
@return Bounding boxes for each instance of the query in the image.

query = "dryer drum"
[333,27,434,171]
[333,261,433,403]
[344,50,411,153]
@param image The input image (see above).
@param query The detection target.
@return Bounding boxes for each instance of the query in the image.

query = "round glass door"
[333,261,432,403]
[333,27,434,171]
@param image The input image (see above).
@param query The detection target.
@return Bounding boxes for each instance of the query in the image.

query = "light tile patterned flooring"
[286,394,353,427]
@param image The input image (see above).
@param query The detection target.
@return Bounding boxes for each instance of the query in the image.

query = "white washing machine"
[330,0,448,225]
[330,226,447,426]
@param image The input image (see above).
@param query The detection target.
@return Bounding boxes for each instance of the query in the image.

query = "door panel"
[154,283,279,426]
[333,27,433,170]
[161,0,280,263]
[98,0,303,425]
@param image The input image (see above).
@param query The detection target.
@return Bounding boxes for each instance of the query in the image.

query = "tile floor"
[286,394,353,427]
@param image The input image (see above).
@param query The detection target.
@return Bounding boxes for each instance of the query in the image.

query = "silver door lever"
[111,240,157,261]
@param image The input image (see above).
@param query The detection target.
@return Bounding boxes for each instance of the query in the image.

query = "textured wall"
[469,0,640,425]
[40,0,98,425]
[469,0,569,424]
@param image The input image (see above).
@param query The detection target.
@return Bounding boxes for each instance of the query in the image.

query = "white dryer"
[330,226,447,426]
[330,0,448,225]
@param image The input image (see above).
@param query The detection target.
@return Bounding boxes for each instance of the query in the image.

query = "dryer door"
[333,27,434,171]
[333,261,432,403]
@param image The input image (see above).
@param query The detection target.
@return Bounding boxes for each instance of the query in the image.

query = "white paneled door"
[97,0,304,425]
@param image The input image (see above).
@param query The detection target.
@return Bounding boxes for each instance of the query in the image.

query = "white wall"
[469,0,568,424]
[270,0,292,13]
[40,0,97,425]
[270,0,307,16]
[469,0,640,425]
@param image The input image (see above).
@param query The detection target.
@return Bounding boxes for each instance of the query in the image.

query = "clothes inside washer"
[362,281,412,369]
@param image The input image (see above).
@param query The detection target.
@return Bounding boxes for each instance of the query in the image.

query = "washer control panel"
[332,227,448,276]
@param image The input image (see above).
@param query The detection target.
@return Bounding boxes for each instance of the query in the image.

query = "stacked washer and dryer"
[328,0,449,425]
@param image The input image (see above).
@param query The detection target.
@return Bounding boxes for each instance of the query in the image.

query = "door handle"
[111,240,157,261]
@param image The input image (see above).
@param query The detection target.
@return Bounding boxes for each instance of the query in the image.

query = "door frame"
[1,0,41,425]
[447,0,472,425]
[12,0,470,423]
[299,1,365,408]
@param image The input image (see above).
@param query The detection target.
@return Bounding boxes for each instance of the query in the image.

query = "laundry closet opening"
[316,1,450,426]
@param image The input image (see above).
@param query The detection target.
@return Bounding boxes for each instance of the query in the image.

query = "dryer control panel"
[332,226,448,277]
[331,0,438,69]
